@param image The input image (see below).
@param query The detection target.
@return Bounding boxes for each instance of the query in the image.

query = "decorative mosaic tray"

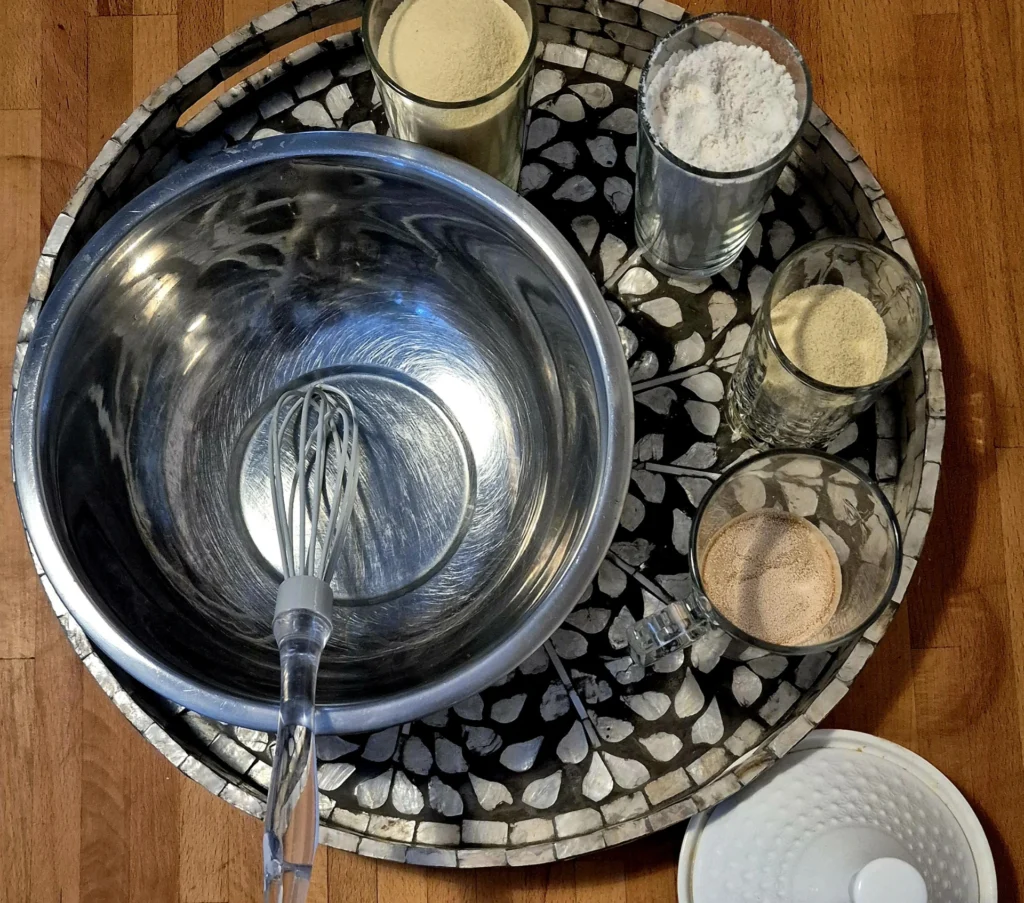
[13,0,946,869]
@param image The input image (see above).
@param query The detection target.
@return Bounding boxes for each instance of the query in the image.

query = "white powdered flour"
[646,42,799,172]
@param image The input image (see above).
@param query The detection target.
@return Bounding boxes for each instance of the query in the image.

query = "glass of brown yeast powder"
[726,237,928,448]
[364,0,537,189]
[628,449,901,666]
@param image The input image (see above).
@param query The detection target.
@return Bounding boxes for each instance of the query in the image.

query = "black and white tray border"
[11,0,944,868]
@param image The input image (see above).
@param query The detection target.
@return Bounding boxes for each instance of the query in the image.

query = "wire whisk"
[270,383,361,585]
[263,383,361,903]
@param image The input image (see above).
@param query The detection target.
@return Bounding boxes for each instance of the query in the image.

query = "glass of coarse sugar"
[727,238,929,448]
[363,0,537,189]
[635,14,812,277]
[627,449,902,668]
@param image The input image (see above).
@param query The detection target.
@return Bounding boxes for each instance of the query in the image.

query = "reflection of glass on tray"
[727,238,929,448]
[364,0,537,188]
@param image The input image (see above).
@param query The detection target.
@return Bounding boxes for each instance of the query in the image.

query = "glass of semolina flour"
[364,0,536,188]
[628,449,902,667]
[727,237,929,448]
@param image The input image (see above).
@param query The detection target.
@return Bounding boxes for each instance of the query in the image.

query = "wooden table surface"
[2,0,1023,899]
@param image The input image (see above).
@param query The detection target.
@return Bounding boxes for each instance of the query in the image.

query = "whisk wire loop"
[269,384,361,585]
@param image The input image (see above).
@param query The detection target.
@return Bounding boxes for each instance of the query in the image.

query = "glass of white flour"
[635,14,811,277]
[727,237,929,447]
[364,0,536,188]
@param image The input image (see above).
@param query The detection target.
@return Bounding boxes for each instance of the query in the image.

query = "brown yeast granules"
[700,508,842,646]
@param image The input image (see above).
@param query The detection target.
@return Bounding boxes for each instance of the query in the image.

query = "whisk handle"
[275,575,333,620]
[264,604,331,903]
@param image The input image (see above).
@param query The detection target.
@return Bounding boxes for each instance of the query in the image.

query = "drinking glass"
[363,0,537,189]
[628,450,901,666]
[727,238,928,447]
[635,14,812,277]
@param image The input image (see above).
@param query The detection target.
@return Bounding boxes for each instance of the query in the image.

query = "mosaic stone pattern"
[12,0,945,868]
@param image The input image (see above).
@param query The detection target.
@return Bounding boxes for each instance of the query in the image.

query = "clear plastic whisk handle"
[264,601,332,903]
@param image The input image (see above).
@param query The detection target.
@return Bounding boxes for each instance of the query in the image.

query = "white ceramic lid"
[678,730,997,903]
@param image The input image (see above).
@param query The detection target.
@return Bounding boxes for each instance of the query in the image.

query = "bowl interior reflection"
[39,148,611,720]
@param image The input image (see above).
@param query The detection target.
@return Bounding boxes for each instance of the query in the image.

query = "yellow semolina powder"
[771,284,889,387]
[376,0,530,185]
[378,0,528,103]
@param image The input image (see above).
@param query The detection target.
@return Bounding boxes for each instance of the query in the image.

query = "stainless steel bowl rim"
[12,132,634,732]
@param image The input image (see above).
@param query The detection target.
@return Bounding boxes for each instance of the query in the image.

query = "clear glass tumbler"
[363,0,537,189]
[635,14,812,277]
[628,450,901,666]
[727,238,929,447]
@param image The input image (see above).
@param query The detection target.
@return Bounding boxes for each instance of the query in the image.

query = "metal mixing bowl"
[13,133,632,733]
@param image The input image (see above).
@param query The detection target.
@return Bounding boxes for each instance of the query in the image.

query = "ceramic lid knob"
[850,858,928,903]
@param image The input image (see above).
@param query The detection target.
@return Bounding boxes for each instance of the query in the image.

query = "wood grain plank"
[688,0,773,21]
[425,861,477,903]
[0,0,42,108]
[91,0,135,17]
[574,850,626,903]
[623,830,682,903]
[474,863,553,903]
[958,0,1024,448]
[542,863,577,903]
[769,0,822,89]
[135,0,176,14]
[226,805,262,903]
[87,15,134,159]
[81,677,132,903]
[307,843,331,903]
[941,584,1024,898]
[996,450,1024,898]
[179,0,223,65]
[828,598,916,748]
[906,12,1003,613]
[859,5,930,270]
[133,13,178,103]
[326,849,377,903]
[801,0,878,165]
[224,0,279,33]
[0,661,34,903]
[914,0,958,12]
[128,742,181,903]
[911,646,974,781]
[41,0,89,239]
[31,606,83,903]
[179,781,231,902]
[0,110,41,662]
[909,640,1024,896]
[378,859,432,903]
[997,448,1024,760]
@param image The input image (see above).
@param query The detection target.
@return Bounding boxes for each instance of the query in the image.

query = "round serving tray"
[12,0,945,869]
